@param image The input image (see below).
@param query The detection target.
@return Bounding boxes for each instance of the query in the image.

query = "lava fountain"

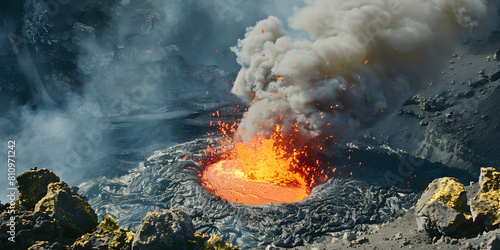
[200,124,321,205]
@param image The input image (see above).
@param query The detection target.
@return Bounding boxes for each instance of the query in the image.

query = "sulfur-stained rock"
[470,168,500,230]
[70,215,135,250]
[132,209,195,250]
[97,214,120,231]
[192,232,239,250]
[27,241,63,250]
[416,177,472,236]
[35,181,98,237]
[17,168,60,210]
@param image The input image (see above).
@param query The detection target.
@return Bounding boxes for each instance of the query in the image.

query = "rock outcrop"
[471,168,500,230]
[415,177,472,236]
[17,168,60,210]
[70,215,135,250]
[1,168,98,249]
[131,208,239,250]
[417,168,500,238]
[2,168,238,250]
[34,181,98,237]
[132,209,195,250]
[0,210,69,250]
[192,232,239,250]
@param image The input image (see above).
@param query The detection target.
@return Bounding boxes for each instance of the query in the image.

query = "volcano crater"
[79,137,473,249]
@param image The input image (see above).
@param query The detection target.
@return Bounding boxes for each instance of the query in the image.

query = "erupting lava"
[201,125,316,205]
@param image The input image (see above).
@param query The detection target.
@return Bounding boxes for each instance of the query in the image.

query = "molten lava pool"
[201,160,311,205]
[200,124,316,205]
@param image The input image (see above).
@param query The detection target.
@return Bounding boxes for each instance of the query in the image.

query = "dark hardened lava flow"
[79,137,474,249]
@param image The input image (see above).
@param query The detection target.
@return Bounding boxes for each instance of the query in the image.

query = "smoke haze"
[231,0,497,141]
[0,0,304,198]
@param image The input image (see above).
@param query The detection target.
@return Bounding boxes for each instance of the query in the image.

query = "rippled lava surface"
[79,138,473,249]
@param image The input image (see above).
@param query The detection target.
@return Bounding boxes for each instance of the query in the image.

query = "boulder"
[35,181,98,236]
[70,215,135,250]
[132,209,195,250]
[490,69,500,82]
[97,214,120,231]
[17,168,60,210]
[192,232,239,250]
[416,177,472,236]
[470,168,500,230]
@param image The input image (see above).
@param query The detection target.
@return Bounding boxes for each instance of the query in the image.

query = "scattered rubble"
[284,168,500,250]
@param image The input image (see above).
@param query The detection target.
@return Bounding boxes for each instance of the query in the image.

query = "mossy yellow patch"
[473,168,500,227]
[193,232,240,250]
[424,177,467,213]
[125,231,135,244]
[16,168,60,210]
[97,215,120,231]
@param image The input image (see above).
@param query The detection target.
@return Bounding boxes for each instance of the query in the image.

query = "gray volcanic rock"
[366,32,500,172]
[1,168,100,250]
[470,168,500,230]
[17,168,61,210]
[486,234,500,250]
[0,210,68,250]
[70,214,135,250]
[132,209,194,250]
[79,139,415,249]
[415,177,471,236]
[35,181,98,237]
[417,201,471,237]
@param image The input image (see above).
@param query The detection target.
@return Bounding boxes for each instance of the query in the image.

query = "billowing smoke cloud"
[232,0,496,141]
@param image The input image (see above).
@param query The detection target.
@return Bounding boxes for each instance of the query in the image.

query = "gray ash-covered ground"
[367,31,500,173]
[286,207,500,250]
[283,178,500,250]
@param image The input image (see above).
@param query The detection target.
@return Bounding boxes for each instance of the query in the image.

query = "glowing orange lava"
[201,125,315,205]
[201,160,309,205]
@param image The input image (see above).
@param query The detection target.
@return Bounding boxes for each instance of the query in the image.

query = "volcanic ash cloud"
[231,0,495,141]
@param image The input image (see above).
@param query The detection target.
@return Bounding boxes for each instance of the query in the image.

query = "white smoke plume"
[231,0,496,141]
